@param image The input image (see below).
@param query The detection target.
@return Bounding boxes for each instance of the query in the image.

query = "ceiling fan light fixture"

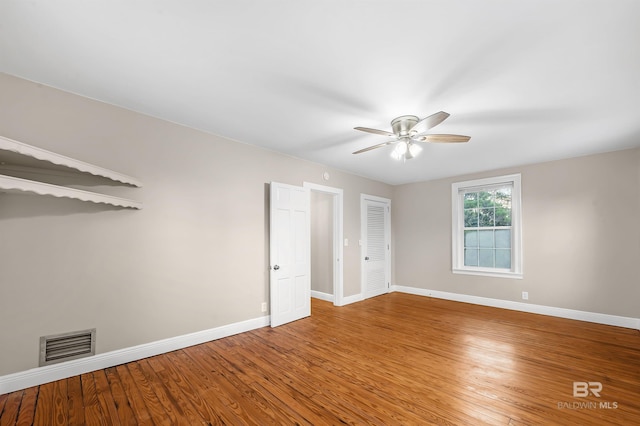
[409,143,422,157]
[403,142,421,161]
[390,140,422,161]
[390,140,408,160]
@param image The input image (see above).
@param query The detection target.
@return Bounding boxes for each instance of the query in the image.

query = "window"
[452,174,522,278]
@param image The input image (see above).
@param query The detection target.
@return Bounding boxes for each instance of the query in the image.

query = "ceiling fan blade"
[354,127,395,137]
[410,111,450,134]
[352,141,394,154]
[418,134,471,143]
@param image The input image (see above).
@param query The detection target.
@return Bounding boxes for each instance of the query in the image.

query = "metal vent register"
[39,328,96,366]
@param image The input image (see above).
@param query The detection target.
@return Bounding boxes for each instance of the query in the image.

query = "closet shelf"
[0,136,142,187]
[0,174,142,209]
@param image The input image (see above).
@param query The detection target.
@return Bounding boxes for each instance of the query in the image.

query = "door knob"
[273,265,280,270]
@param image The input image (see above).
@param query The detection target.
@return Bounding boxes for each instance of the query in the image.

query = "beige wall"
[2,71,637,377]
[310,191,334,295]
[0,74,393,375]
[393,148,640,318]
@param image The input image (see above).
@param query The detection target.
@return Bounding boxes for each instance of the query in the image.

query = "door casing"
[304,182,344,306]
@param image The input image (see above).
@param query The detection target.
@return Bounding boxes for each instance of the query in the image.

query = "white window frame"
[451,173,523,279]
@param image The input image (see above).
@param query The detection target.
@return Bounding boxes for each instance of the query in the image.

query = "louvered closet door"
[362,197,390,299]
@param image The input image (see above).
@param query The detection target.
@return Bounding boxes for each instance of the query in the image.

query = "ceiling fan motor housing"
[391,115,419,137]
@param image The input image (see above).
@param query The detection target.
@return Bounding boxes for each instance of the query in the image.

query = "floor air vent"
[39,328,96,366]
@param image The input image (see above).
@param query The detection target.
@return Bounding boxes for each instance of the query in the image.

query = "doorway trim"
[304,182,344,306]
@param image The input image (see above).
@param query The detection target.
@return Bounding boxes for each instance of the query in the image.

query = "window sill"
[452,268,523,280]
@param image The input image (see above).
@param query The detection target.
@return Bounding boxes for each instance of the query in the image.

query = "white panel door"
[270,182,311,327]
[362,196,390,299]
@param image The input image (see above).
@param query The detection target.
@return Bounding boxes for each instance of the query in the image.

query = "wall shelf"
[0,136,143,209]
[0,136,142,187]
[0,174,142,209]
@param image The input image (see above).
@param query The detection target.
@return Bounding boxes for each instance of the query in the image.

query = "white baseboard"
[340,293,363,306]
[311,290,334,302]
[392,285,640,330]
[0,315,270,395]
[7,288,634,395]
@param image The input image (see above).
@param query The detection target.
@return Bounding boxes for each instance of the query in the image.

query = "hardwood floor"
[1,293,639,425]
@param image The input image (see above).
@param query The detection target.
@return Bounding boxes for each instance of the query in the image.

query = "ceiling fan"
[353,111,470,161]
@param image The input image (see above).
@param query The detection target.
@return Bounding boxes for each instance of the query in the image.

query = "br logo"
[573,382,602,397]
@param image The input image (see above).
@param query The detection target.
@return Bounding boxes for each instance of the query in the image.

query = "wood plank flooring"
[1,293,639,425]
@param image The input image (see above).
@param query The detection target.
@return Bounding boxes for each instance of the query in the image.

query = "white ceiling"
[2,1,639,185]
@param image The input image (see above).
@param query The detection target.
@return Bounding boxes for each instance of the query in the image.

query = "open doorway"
[304,182,344,306]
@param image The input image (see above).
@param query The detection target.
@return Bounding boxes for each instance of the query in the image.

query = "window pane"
[495,187,511,208]
[479,249,494,267]
[495,249,512,268]
[479,208,494,227]
[495,187,512,226]
[495,229,511,248]
[478,230,494,248]
[464,209,478,227]
[464,192,478,209]
[495,207,511,226]
[464,249,479,266]
[479,191,495,208]
[464,230,478,247]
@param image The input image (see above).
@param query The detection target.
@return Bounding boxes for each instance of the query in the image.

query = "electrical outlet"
[261,302,267,312]
[522,291,529,300]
